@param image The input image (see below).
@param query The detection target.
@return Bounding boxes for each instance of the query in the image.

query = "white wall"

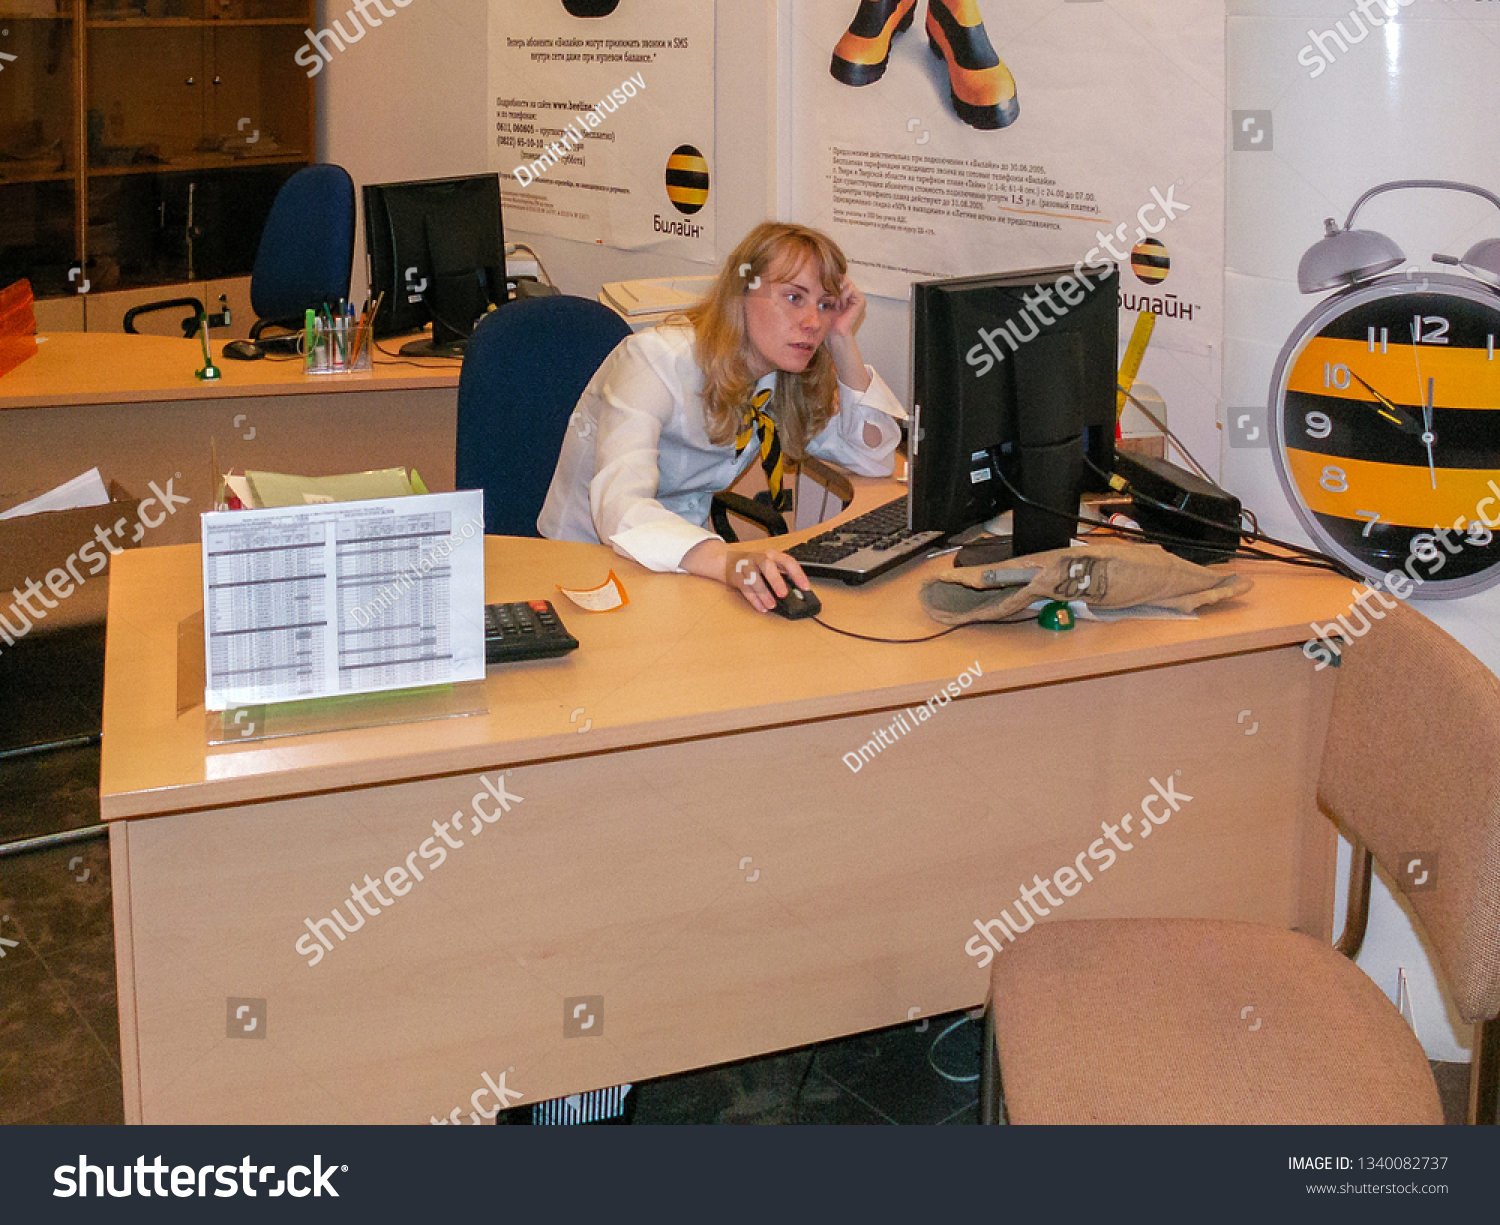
[318,0,490,296]
[1226,2,1500,1064]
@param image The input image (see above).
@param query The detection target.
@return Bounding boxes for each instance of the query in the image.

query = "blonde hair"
[680,222,847,459]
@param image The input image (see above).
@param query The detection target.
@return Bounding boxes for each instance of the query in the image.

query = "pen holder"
[304,316,372,375]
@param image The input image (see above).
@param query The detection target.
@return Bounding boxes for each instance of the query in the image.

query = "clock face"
[1269,272,1500,598]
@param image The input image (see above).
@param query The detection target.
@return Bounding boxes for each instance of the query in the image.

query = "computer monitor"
[909,263,1120,556]
[363,173,507,358]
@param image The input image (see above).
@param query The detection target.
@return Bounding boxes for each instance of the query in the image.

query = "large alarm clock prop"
[1269,179,1500,599]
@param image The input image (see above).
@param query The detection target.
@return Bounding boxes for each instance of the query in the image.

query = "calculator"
[483,601,580,664]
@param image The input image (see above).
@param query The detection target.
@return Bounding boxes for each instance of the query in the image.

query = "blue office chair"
[455,295,631,538]
[456,294,802,541]
[123,164,355,339]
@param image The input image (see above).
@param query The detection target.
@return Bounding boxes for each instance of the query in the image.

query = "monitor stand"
[401,267,487,358]
[953,534,1019,567]
[399,334,467,359]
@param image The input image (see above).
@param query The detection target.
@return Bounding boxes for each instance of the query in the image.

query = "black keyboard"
[484,601,579,664]
[786,496,949,585]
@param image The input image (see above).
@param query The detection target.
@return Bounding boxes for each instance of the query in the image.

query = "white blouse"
[537,323,906,573]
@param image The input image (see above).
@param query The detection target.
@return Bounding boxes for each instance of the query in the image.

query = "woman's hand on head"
[826,276,866,343]
[822,277,876,392]
[682,539,812,611]
[821,276,872,392]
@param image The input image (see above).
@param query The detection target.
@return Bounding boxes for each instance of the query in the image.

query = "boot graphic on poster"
[830,0,920,86]
[829,0,1019,132]
[926,0,1018,129]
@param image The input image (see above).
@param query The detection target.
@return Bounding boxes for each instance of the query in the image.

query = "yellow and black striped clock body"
[1269,273,1500,598]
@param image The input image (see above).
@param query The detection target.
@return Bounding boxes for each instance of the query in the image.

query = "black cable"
[1099,516,1351,576]
[1084,455,1361,579]
[810,618,987,643]
[996,465,1354,578]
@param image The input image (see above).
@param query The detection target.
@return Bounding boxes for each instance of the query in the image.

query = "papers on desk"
[221,467,423,510]
[0,467,110,520]
[200,491,486,711]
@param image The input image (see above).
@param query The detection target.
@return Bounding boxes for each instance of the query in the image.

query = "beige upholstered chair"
[982,602,1500,1125]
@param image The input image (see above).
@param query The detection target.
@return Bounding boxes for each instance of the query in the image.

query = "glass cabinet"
[0,0,314,301]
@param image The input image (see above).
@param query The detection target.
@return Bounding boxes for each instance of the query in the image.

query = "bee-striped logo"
[665,145,709,215]
[1131,237,1170,284]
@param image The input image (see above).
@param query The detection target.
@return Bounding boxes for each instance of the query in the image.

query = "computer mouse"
[1037,600,1075,631]
[221,340,264,361]
[770,585,822,620]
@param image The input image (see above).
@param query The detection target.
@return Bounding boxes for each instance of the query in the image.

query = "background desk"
[102,516,1353,1123]
[0,333,459,548]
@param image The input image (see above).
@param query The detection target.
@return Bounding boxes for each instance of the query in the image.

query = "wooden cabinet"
[0,4,79,299]
[0,0,313,309]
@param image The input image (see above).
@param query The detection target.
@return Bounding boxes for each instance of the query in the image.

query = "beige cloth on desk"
[919,543,1253,625]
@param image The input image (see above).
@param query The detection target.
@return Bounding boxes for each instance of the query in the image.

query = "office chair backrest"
[455,295,631,537]
[1318,601,1500,1023]
[249,164,355,325]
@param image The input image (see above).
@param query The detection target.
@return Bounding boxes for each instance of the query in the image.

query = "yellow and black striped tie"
[735,387,789,511]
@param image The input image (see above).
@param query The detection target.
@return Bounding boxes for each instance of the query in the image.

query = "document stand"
[178,611,488,746]
[204,684,488,746]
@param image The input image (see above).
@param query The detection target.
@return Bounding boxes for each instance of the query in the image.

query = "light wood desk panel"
[0,333,459,547]
[102,523,1355,1123]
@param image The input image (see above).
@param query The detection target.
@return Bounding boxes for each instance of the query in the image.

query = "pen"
[363,292,386,365]
[349,304,369,367]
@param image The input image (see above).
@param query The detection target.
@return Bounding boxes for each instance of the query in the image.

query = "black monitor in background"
[362,173,507,358]
[909,263,1120,556]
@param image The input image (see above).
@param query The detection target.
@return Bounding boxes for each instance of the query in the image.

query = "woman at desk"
[537,221,904,610]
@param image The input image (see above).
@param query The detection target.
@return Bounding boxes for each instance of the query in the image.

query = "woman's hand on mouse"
[682,539,810,611]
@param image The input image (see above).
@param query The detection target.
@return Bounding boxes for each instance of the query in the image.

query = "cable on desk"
[1083,456,1360,579]
[993,465,1356,579]
[811,618,966,643]
[810,614,1040,643]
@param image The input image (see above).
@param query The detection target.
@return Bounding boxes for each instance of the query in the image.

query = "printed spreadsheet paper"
[200,491,486,711]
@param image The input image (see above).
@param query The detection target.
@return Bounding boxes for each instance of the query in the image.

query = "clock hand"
[1345,371,1422,434]
[1422,376,1437,490]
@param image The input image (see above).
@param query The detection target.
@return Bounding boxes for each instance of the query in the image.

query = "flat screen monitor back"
[910,263,1119,549]
[363,174,505,350]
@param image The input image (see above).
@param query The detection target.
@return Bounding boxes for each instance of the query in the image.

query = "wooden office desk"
[0,333,459,547]
[102,507,1356,1123]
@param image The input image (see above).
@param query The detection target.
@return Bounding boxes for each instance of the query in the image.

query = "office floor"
[0,628,1473,1126]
